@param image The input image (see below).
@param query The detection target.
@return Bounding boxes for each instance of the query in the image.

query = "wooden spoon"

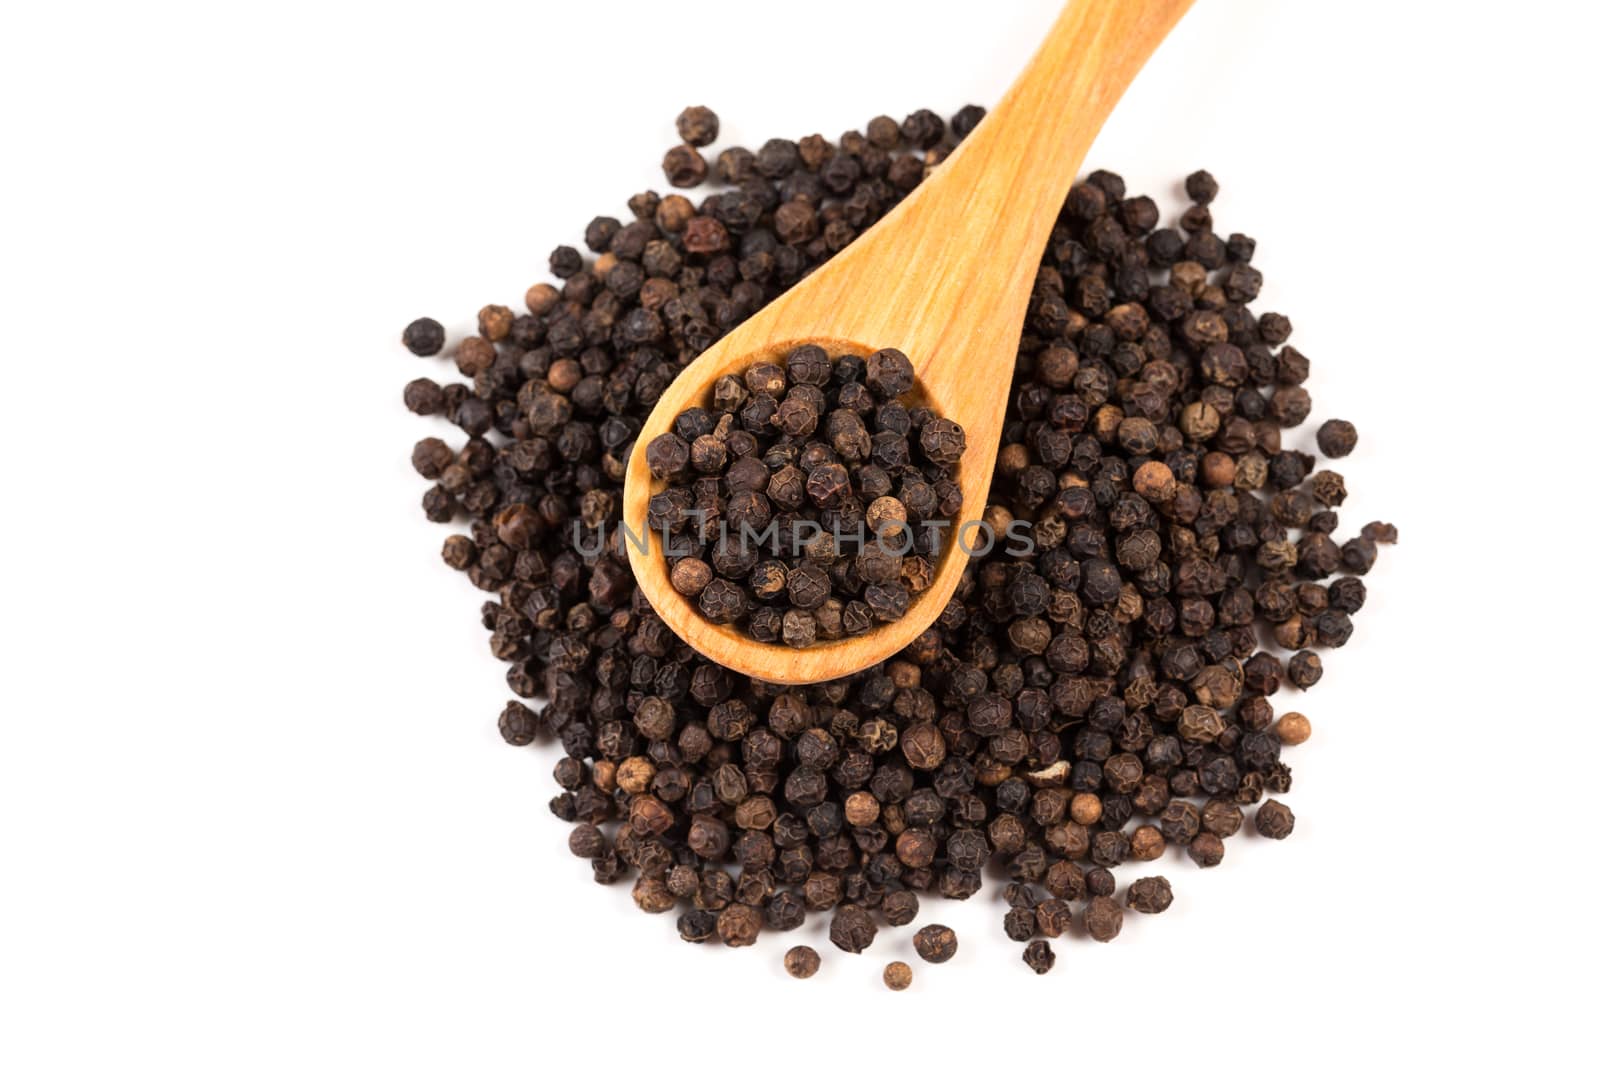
[623,0,1195,684]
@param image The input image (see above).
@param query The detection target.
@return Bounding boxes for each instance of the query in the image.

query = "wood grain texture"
[624,0,1195,684]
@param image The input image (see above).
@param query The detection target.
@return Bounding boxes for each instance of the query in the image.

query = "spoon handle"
[733,0,1196,417]
[892,0,1196,394]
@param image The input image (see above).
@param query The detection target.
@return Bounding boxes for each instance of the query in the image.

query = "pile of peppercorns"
[401,104,1394,979]
[644,344,966,647]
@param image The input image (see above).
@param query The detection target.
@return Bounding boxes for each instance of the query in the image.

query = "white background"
[2,1,1594,1063]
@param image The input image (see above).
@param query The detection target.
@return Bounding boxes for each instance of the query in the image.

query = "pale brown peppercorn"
[477,304,513,341]
[844,791,881,826]
[616,756,655,795]
[670,557,713,597]
[1070,793,1103,826]
[1129,825,1166,861]
[1275,712,1312,745]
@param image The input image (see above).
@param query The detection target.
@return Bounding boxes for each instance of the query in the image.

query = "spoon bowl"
[623,334,977,685]
[623,0,1195,683]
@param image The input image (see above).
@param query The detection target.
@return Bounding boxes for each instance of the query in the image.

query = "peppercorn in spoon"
[623,0,1195,683]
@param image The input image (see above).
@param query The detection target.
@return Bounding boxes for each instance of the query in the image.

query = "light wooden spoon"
[623,0,1194,684]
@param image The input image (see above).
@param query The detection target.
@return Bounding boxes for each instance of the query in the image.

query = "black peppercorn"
[662,144,709,188]
[402,317,445,356]
[647,346,964,645]
[1126,876,1174,914]
[1022,940,1055,974]
[882,889,920,927]
[913,923,958,964]
[1003,905,1037,942]
[1184,169,1219,204]
[498,701,539,746]
[1316,418,1359,458]
[1255,799,1296,839]
[1084,895,1124,942]
[829,903,877,953]
[675,105,720,147]
[677,909,718,943]
[1187,832,1225,868]
[716,903,762,947]
[402,112,1395,976]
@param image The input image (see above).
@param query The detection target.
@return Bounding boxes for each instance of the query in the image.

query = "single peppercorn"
[1255,799,1296,839]
[403,378,445,416]
[882,889,919,927]
[568,823,605,859]
[1022,940,1055,974]
[662,144,708,188]
[675,105,719,147]
[670,557,713,598]
[1188,832,1225,868]
[1316,418,1359,458]
[1364,521,1399,544]
[1129,825,1166,861]
[410,437,452,478]
[1185,169,1219,204]
[677,909,718,943]
[1003,904,1037,941]
[1275,712,1312,745]
[1084,895,1124,942]
[829,903,876,953]
[865,348,915,397]
[951,104,987,139]
[912,924,958,964]
[784,945,820,979]
[497,701,539,746]
[883,961,913,991]
[402,317,445,356]
[1035,897,1072,938]
[716,903,762,947]
[1287,650,1324,688]
[1127,876,1174,914]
